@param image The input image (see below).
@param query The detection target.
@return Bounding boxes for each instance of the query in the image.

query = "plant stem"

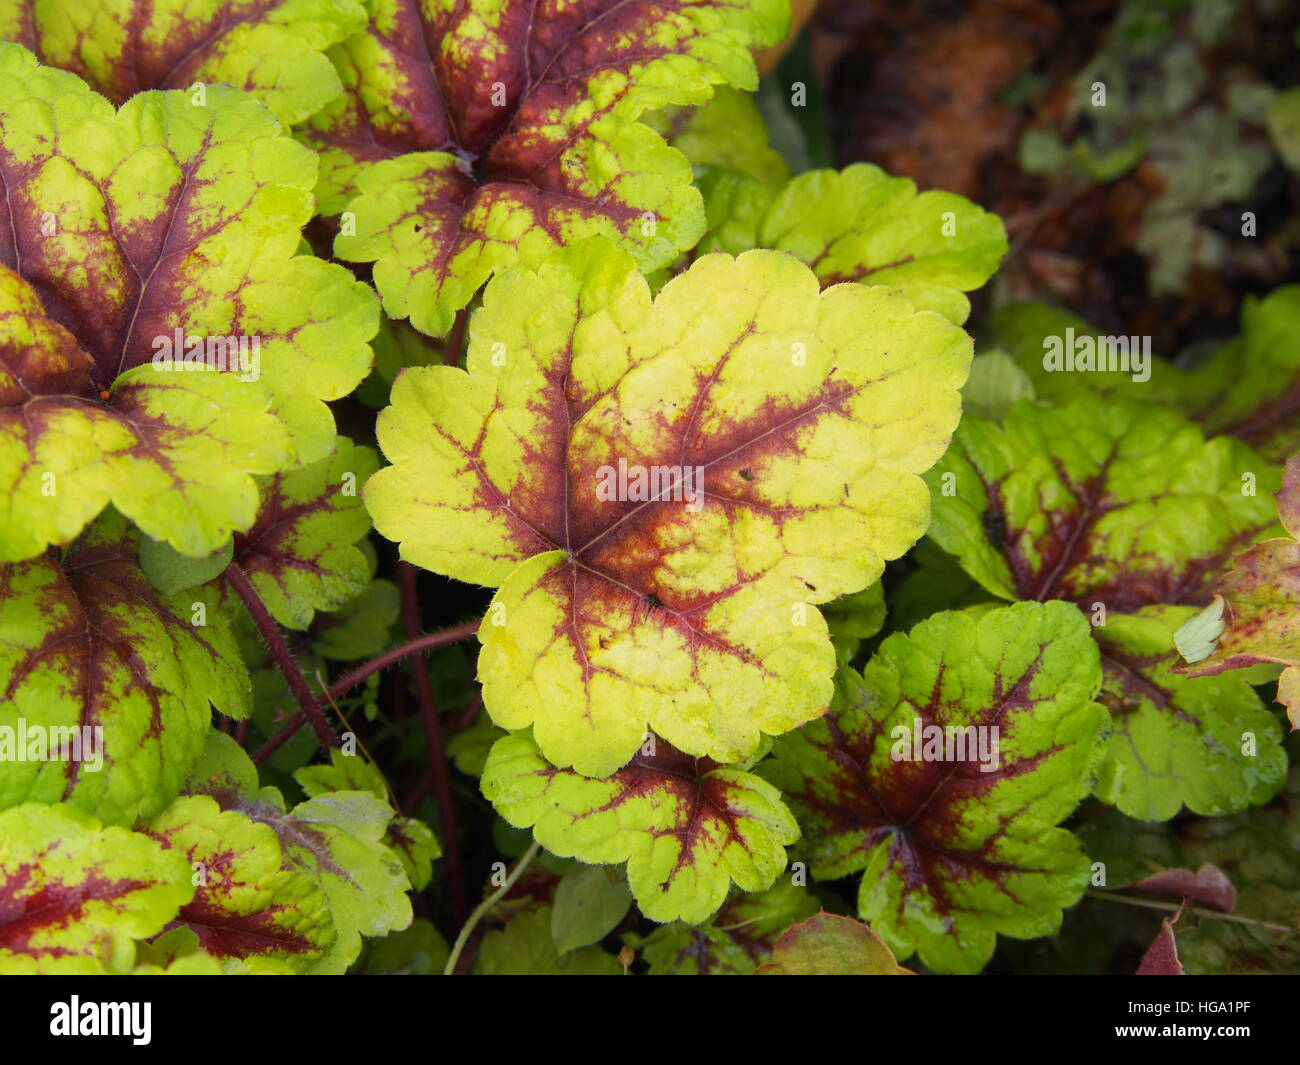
[444,307,468,366]
[249,620,480,764]
[1086,890,1296,935]
[443,840,540,976]
[401,562,467,925]
[225,563,338,752]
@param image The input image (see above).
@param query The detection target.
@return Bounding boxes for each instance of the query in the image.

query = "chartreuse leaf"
[368,245,972,776]
[1175,455,1300,727]
[309,0,789,334]
[709,163,1008,325]
[0,511,249,824]
[483,731,799,924]
[755,912,913,975]
[233,436,378,630]
[146,795,335,974]
[764,601,1109,974]
[925,396,1287,820]
[0,803,192,974]
[295,749,441,892]
[625,880,817,974]
[0,44,377,560]
[0,0,365,124]
[476,907,622,975]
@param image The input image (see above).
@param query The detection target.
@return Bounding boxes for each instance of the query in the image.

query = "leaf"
[1174,454,1300,727]
[1131,863,1236,914]
[821,582,886,666]
[626,880,817,974]
[925,396,1287,820]
[294,749,441,892]
[475,906,622,975]
[961,349,1036,422]
[0,802,192,974]
[754,912,913,975]
[1,0,365,124]
[139,536,233,597]
[551,865,633,954]
[0,511,249,824]
[225,788,415,974]
[0,45,378,560]
[309,0,788,335]
[355,918,449,975]
[1091,607,1285,821]
[146,794,335,974]
[483,730,799,924]
[712,163,1009,324]
[762,601,1109,974]
[310,577,400,661]
[1136,916,1183,975]
[368,244,972,775]
[233,436,379,630]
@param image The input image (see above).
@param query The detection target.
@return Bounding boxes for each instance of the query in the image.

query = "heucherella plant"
[1,1,1294,982]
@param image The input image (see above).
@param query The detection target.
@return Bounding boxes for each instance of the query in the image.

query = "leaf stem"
[1086,890,1296,935]
[402,562,467,925]
[443,840,541,976]
[249,620,480,764]
[225,563,338,752]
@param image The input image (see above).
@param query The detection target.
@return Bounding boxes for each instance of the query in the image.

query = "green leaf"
[483,731,798,924]
[475,906,622,975]
[626,880,817,974]
[754,912,913,975]
[0,0,365,124]
[310,577,400,661]
[551,865,633,954]
[961,349,1037,422]
[139,536,234,597]
[308,0,788,335]
[821,582,886,666]
[355,918,450,976]
[294,749,441,892]
[925,396,1287,820]
[0,511,249,824]
[714,163,1008,324]
[146,794,335,974]
[234,436,379,630]
[763,601,1109,974]
[0,45,378,560]
[0,802,192,974]
[1174,455,1300,729]
[225,788,415,974]
[369,244,972,776]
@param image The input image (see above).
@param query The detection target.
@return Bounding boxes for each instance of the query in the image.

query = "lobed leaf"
[0,511,249,824]
[754,911,913,975]
[483,731,799,925]
[763,601,1109,974]
[0,802,192,974]
[0,0,366,124]
[309,0,789,335]
[369,245,972,775]
[0,44,377,559]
